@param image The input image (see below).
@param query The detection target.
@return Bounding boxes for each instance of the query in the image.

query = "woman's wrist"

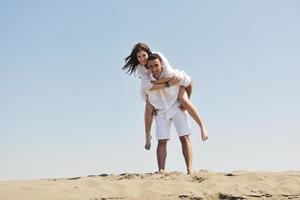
[165,81,170,87]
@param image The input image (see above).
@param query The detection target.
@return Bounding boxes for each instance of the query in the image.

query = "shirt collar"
[150,71,164,81]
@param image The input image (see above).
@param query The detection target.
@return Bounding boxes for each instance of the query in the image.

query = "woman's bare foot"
[144,137,151,150]
[201,128,208,141]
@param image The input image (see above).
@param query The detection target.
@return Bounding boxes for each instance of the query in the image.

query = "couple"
[122,43,208,174]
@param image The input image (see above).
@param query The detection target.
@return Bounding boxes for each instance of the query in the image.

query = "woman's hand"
[168,77,180,87]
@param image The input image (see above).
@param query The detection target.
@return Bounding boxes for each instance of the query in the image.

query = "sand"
[1,171,300,200]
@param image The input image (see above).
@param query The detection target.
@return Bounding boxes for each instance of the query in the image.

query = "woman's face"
[136,50,148,66]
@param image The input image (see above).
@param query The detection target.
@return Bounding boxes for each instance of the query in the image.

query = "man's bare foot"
[201,128,208,141]
[187,168,193,175]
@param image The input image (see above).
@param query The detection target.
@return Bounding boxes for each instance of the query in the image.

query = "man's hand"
[178,104,187,111]
[152,109,157,116]
[145,136,152,150]
[185,82,193,98]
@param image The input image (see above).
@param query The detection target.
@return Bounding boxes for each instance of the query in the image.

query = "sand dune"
[1,171,300,200]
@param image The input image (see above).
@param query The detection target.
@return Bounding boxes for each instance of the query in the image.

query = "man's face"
[136,50,148,66]
[147,58,162,79]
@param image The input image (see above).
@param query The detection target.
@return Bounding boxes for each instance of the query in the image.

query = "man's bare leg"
[157,139,168,172]
[144,101,154,150]
[179,135,193,174]
[178,87,208,141]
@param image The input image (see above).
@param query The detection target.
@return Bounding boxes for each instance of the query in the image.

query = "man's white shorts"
[154,110,191,140]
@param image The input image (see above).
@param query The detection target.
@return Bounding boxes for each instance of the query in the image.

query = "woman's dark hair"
[122,42,152,75]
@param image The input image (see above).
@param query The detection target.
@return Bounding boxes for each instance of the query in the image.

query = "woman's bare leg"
[179,135,193,174]
[144,101,154,150]
[178,86,208,141]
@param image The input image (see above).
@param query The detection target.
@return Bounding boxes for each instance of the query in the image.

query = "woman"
[122,43,208,149]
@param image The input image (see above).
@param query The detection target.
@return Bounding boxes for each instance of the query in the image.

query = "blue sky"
[0,0,299,181]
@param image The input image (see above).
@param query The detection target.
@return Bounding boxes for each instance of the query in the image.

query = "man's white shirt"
[147,70,191,119]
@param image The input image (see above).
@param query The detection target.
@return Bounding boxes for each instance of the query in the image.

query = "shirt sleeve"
[156,52,170,69]
[156,52,181,79]
[176,69,192,88]
[156,52,192,87]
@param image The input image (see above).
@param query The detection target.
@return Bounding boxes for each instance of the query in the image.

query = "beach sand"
[1,171,300,200]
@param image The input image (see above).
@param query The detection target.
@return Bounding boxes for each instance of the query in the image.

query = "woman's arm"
[151,77,172,84]
[150,83,166,91]
[150,78,179,91]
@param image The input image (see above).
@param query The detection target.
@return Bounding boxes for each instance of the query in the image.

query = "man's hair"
[147,53,162,62]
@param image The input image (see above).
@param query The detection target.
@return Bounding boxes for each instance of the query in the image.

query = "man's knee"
[179,135,190,143]
[158,139,168,145]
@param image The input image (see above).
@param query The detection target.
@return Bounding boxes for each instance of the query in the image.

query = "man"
[145,53,194,174]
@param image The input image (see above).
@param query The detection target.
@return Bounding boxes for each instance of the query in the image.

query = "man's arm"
[185,81,193,98]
